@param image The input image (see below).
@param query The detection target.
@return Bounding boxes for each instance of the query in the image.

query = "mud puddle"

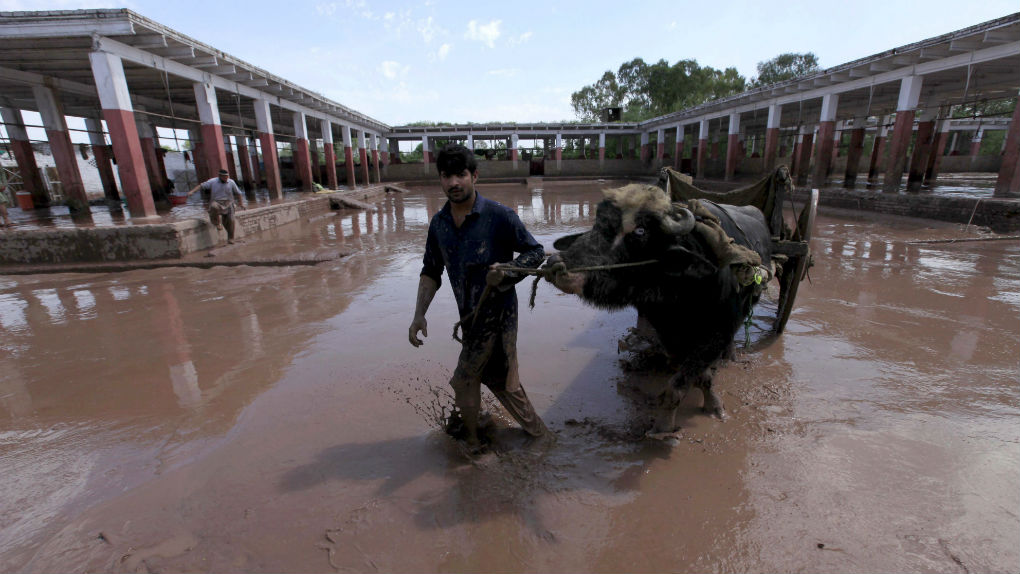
[0,184,1016,572]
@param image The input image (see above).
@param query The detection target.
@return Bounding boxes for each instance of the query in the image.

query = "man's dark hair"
[436,144,477,176]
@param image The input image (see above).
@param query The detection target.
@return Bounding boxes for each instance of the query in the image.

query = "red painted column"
[236,137,253,190]
[359,141,370,186]
[812,121,835,188]
[924,121,950,185]
[372,147,381,184]
[249,137,262,189]
[995,95,1020,196]
[907,115,936,191]
[86,117,121,206]
[33,86,90,214]
[640,132,651,163]
[193,82,227,177]
[795,130,814,187]
[883,111,915,192]
[884,76,922,192]
[656,128,665,163]
[324,143,338,189]
[763,128,779,173]
[99,107,156,217]
[843,126,866,187]
[868,117,889,181]
[0,107,49,207]
[292,112,314,191]
[254,99,282,198]
[697,119,709,179]
[134,110,167,200]
[345,126,358,186]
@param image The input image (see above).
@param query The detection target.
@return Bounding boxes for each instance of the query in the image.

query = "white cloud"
[508,31,532,46]
[316,2,337,16]
[465,20,502,48]
[437,43,451,61]
[418,16,439,44]
[379,61,408,79]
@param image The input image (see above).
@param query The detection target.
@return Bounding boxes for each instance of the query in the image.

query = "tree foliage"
[571,58,746,122]
[749,53,820,87]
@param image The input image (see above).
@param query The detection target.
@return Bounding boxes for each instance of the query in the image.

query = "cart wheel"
[774,188,818,334]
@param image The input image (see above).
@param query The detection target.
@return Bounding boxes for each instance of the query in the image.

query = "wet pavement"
[1,182,1017,573]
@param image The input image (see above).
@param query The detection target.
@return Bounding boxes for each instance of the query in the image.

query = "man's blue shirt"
[421,192,544,320]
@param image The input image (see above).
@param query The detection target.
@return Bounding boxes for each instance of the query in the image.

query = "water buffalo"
[545,183,772,433]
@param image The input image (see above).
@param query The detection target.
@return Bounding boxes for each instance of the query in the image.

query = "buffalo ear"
[662,245,718,279]
[553,233,584,251]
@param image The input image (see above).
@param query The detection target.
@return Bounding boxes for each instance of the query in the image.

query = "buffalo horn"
[663,206,695,235]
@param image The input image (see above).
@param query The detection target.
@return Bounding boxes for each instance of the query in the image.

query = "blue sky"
[6,0,1019,125]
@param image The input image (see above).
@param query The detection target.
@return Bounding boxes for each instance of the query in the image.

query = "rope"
[451,258,660,342]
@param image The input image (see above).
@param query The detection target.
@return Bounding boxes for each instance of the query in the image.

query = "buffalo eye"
[633,227,645,236]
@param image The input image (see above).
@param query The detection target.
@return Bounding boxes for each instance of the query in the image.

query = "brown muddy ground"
[1,182,1017,573]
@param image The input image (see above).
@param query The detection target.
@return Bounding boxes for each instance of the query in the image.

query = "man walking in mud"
[187,168,246,245]
[408,144,549,452]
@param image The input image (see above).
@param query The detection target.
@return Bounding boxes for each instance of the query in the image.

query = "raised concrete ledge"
[792,188,1020,233]
[0,185,393,265]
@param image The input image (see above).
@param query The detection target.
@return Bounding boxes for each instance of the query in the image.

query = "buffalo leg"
[695,369,725,419]
[650,373,693,433]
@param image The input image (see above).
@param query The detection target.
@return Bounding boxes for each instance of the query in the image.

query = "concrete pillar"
[883,76,922,192]
[599,132,606,166]
[511,133,519,167]
[656,128,665,165]
[555,132,563,164]
[868,116,889,181]
[674,124,684,169]
[725,112,741,181]
[89,51,155,217]
[343,126,358,184]
[843,121,866,188]
[969,128,984,156]
[358,131,370,185]
[193,81,228,176]
[0,107,48,207]
[248,136,262,189]
[291,111,313,191]
[421,134,431,166]
[764,104,781,174]
[321,119,338,189]
[697,119,709,178]
[907,109,937,192]
[811,94,838,188]
[84,117,121,208]
[188,127,207,183]
[254,98,282,199]
[132,106,168,202]
[640,131,650,163]
[924,119,951,186]
[33,86,89,214]
[995,93,1020,196]
[309,139,321,185]
[223,135,238,182]
[794,125,814,186]
[235,135,253,191]
[371,133,381,184]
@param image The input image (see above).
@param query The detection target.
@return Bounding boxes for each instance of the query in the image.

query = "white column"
[254,98,272,133]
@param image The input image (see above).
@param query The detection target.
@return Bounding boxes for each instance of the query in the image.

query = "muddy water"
[1,183,1016,573]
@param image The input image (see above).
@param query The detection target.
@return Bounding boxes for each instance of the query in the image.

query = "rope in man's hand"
[451,258,660,342]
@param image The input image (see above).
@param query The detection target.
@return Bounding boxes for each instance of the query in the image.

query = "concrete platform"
[1,185,400,266]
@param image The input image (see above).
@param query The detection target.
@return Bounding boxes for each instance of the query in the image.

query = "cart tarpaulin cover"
[663,165,793,237]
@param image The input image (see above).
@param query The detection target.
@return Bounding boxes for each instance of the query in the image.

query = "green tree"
[571,57,746,122]
[749,53,820,87]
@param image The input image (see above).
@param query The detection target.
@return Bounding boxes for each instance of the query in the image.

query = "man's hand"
[486,265,506,287]
[408,316,428,347]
